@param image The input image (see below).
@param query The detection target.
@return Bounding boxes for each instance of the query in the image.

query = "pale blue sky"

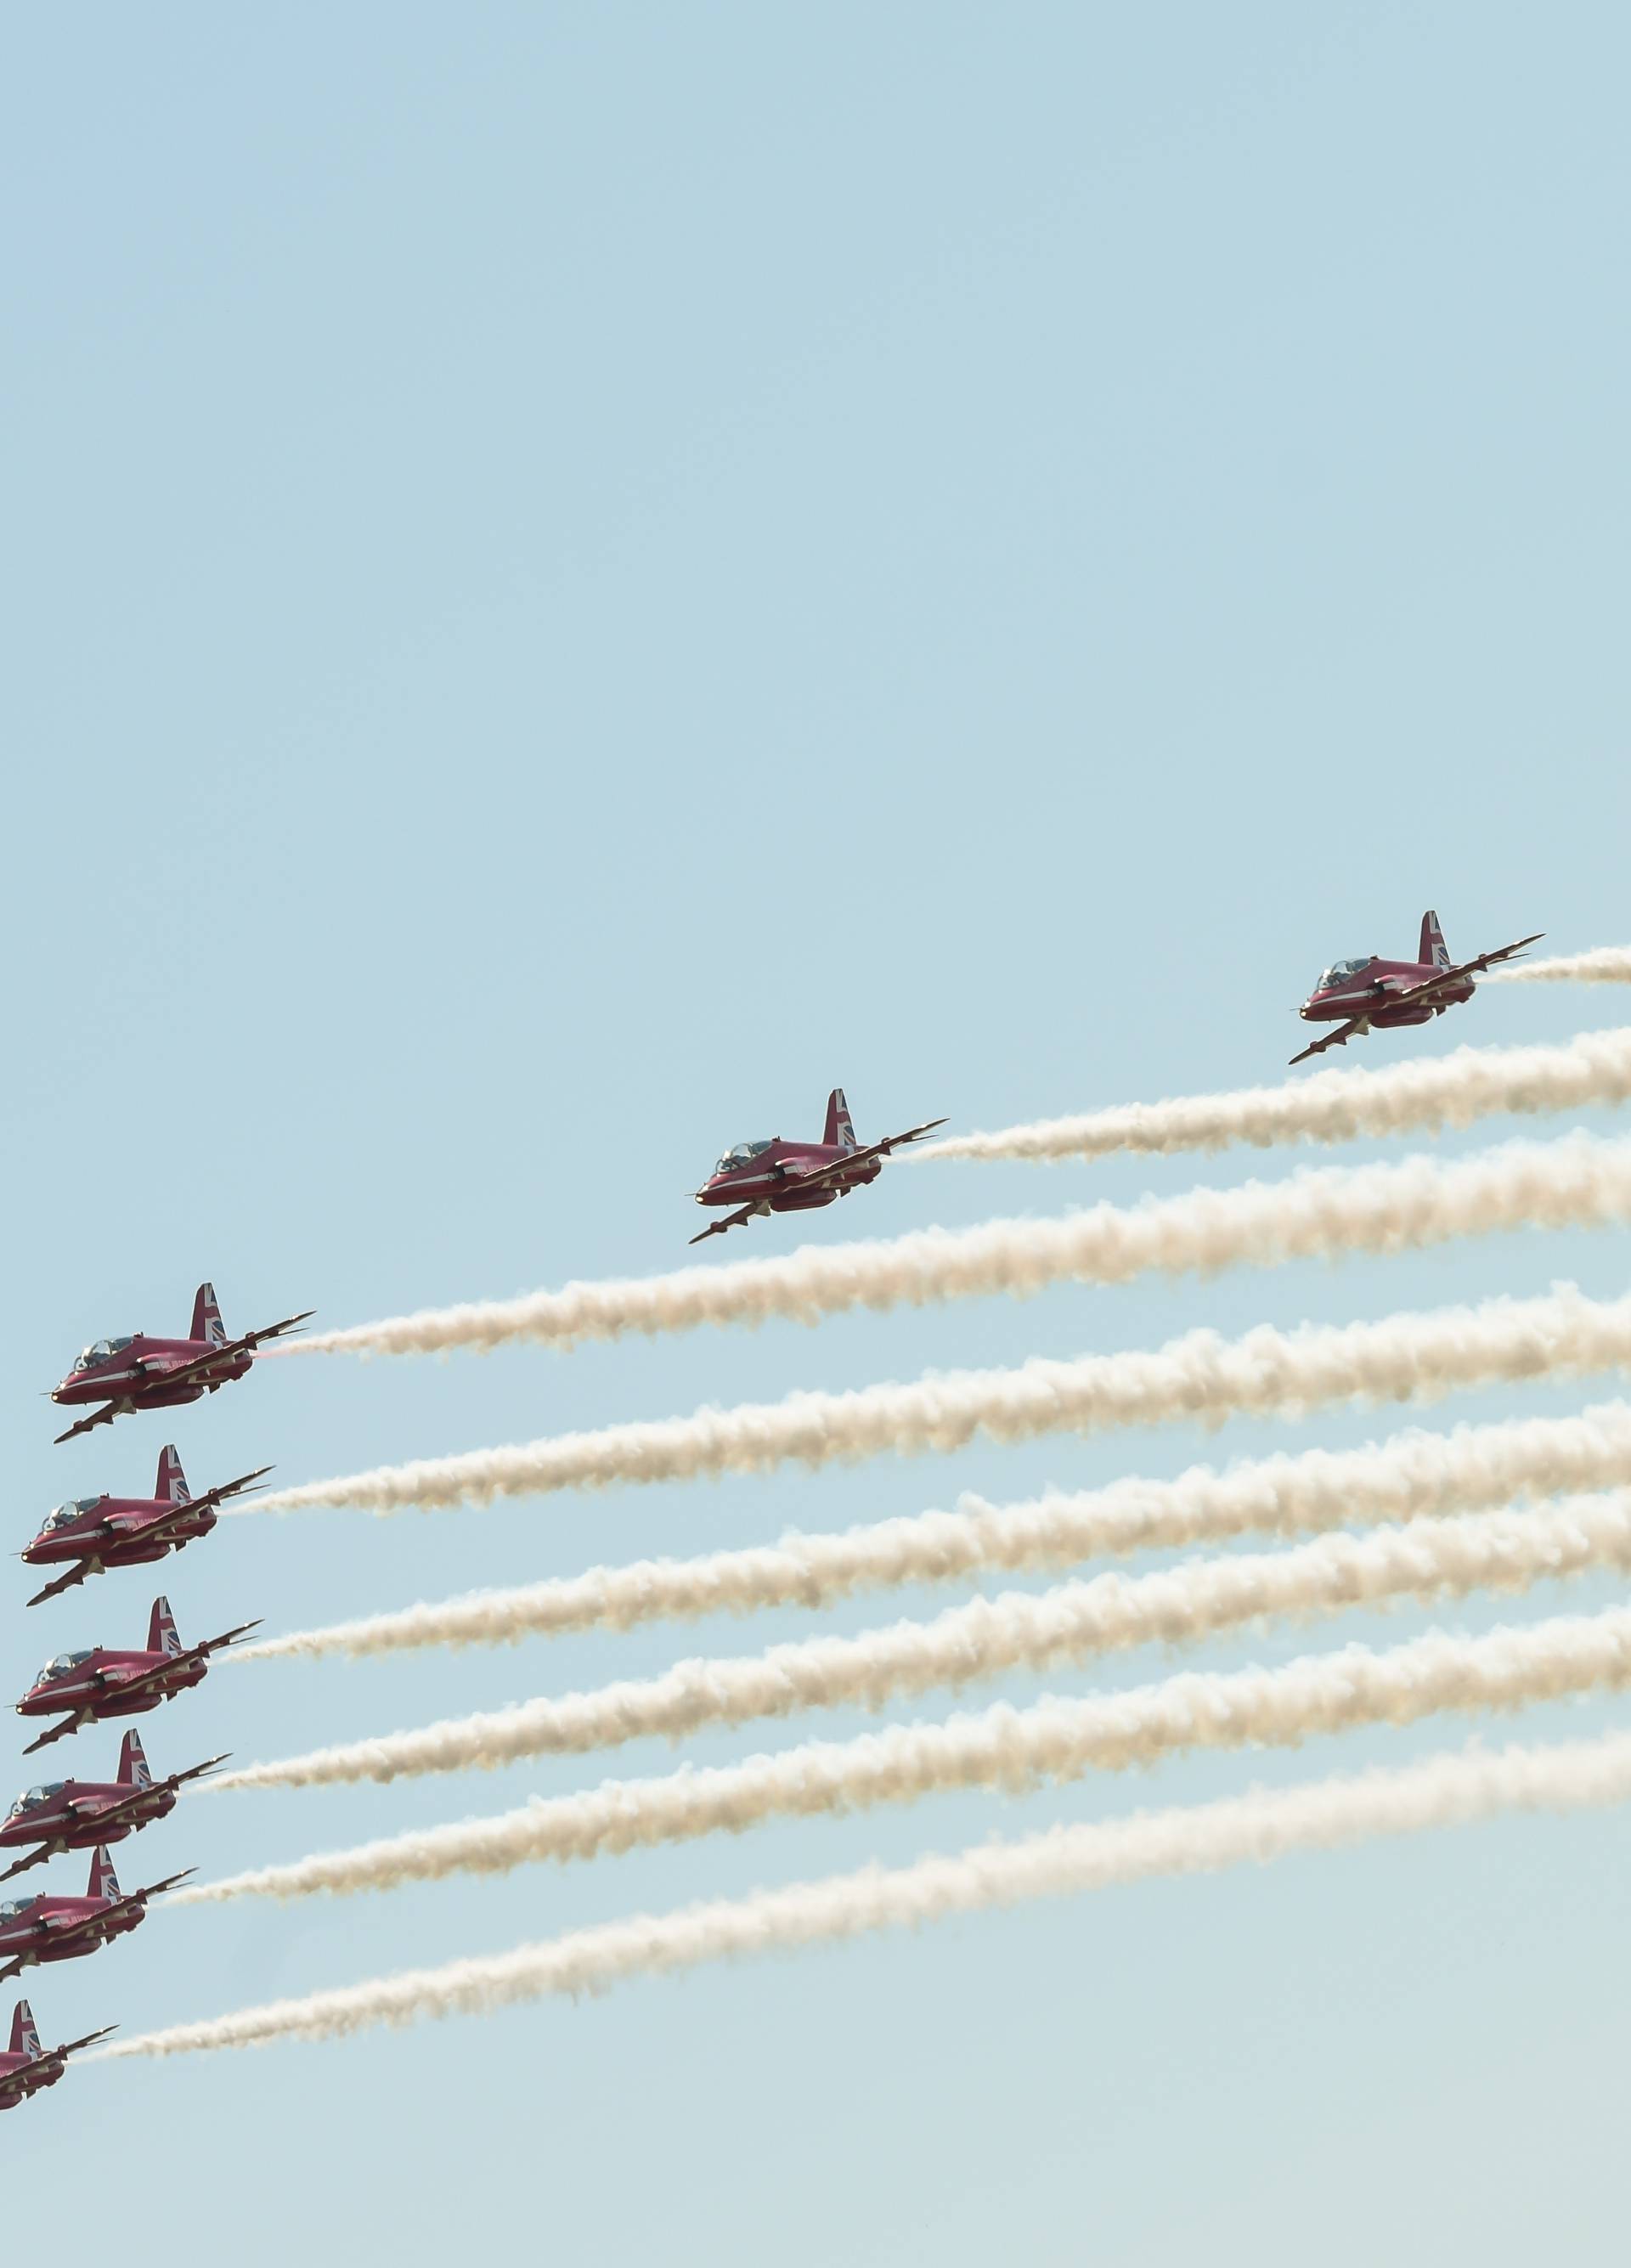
[6,6,1631,2258]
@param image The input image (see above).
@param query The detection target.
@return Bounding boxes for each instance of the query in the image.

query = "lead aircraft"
[24,1442,272,1606]
[0,1999,116,2112]
[0,1730,227,1882]
[0,1846,191,1983]
[1291,911,1543,1065]
[50,1280,313,1445]
[691,1088,947,1244]
[15,1595,261,1755]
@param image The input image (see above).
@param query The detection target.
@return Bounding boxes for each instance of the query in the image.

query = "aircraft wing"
[775,1118,951,1194]
[64,1773,191,1840]
[183,1464,274,1513]
[0,1846,54,1883]
[1290,1013,1373,1066]
[52,1404,120,1447]
[155,1622,260,1680]
[21,1719,83,1757]
[16,2026,122,2084]
[48,1871,194,1946]
[240,1306,316,1349]
[196,1619,262,1659]
[20,1705,106,1759]
[689,1202,764,1245]
[101,1469,264,1545]
[26,1560,102,1609]
[149,1314,315,1397]
[164,1752,230,1794]
[53,2024,118,2061]
[1379,932,1546,1013]
[843,1116,950,1167]
[119,1869,195,1910]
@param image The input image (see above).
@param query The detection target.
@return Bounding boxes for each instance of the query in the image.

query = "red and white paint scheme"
[1292,911,1543,1065]
[0,1730,227,1883]
[691,1088,947,1244]
[0,1998,116,2111]
[23,1443,272,1607]
[14,1594,261,1756]
[0,1845,192,1984]
[49,1279,313,1446]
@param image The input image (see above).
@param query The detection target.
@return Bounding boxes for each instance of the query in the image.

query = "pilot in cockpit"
[1316,956,1376,992]
[714,1140,775,1176]
[6,1785,65,1820]
[73,1336,135,1374]
[36,1651,94,1685]
[40,1501,99,1536]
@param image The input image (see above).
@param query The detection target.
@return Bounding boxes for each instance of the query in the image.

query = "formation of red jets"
[8,913,1539,2108]
[7,1282,307,2104]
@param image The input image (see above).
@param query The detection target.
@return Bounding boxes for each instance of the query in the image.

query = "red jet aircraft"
[0,1999,116,2112]
[51,1279,313,1445]
[0,1846,192,1984]
[691,1088,947,1244]
[1291,911,1543,1065]
[16,1595,261,1756]
[1,1731,226,1883]
[23,1442,272,1607]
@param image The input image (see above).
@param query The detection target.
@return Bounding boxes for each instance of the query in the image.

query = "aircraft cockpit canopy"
[7,1786,65,1819]
[0,1898,39,1922]
[40,1500,100,1536]
[1317,957,1376,991]
[715,1140,775,1176]
[38,1651,95,1684]
[73,1335,136,1374]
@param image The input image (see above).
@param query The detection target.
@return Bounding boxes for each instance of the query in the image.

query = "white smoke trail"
[252,1284,1631,1516]
[288,1132,1631,1358]
[216,1492,1631,1786]
[923,1028,1631,1165]
[240,1400,1631,1665]
[191,1601,1631,1893]
[1487,948,1631,987]
[102,1728,1631,2057]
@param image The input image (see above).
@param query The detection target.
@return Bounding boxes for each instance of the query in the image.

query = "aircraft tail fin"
[1419,911,1452,970]
[823,1089,858,1153]
[88,1848,119,1904]
[147,1597,182,1659]
[155,1446,190,1504]
[8,2001,40,2061]
[117,1731,153,1791]
[189,1283,227,1349]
